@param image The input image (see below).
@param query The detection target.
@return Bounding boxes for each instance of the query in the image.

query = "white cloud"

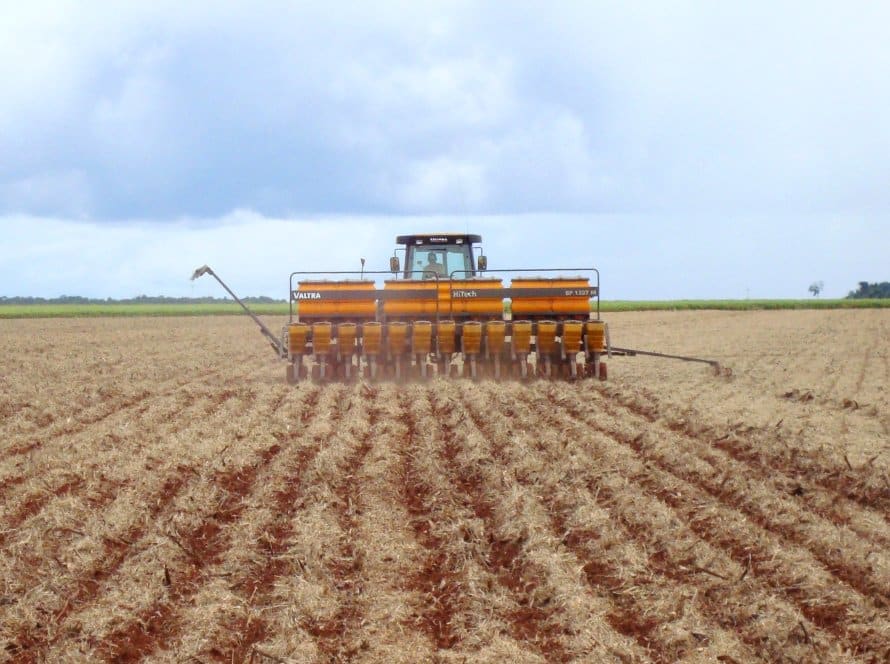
[3,1,888,218]
[1,213,886,300]
[394,157,487,210]
[1,171,92,217]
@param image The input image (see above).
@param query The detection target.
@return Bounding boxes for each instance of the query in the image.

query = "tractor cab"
[391,233,487,280]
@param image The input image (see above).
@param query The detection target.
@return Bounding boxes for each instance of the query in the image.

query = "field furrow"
[89,458,284,658]
[0,385,223,539]
[34,385,307,661]
[428,384,589,662]
[0,368,224,461]
[156,385,359,662]
[579,385,890,591]
[468,382,827,663]
[602,384,890,524]
[455,384,730,663]
[396,388,489,652]
[1,312,888,663]
[1,385,276,658]
[294,387,374,661]
[542,387,890,657]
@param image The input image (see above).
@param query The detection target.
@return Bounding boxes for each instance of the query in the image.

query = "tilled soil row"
[150,383,361,662]
[163,383,419,662]
[491,383,853,662]
[0,388,149,455]
[210,387,327,661]
[94,444,285,661]
[296,389,377,662]
[396,389,469,651]
[462,384,766,663]
[581,386,890,603]
[104,383,321,660]
[0,385,266,660]
[0,373,241,540]
[0,477,86,549]
[0,370,236,525]
[3,468,191,662]
[454,391,676,663]
[595,389,890,603]
[709,430,890,545]
[0,367,224,463]
[4,314,888,662]
[550,386,890,659]
[425,387,574,662]
[604,384,890,518]
[192,383,425,664]
[43,384,305,662]
[0,476,26,507]
[399,385,558,657]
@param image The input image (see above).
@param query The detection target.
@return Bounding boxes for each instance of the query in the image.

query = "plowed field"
[1,311,888,663]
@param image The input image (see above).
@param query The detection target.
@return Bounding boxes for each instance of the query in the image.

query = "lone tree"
[808,281,824,297]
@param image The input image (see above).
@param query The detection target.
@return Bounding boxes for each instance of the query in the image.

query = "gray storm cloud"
[2,1,889,220]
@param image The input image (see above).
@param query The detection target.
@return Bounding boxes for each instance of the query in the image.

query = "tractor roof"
[396,233,481,246]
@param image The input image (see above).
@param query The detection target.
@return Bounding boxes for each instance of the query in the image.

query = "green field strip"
[2,298,888,319]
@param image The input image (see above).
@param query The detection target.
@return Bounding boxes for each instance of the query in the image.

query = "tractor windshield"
[406,244,474,280]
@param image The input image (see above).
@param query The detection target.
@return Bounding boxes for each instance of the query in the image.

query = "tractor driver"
[422,252,446,279]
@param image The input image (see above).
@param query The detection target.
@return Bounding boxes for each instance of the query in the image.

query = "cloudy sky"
[1,1,887,299]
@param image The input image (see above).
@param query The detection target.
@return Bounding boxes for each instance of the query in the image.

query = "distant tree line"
[0,294,286,305]
[846,282,890,299]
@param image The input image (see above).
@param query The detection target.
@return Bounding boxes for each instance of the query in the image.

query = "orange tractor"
[193,232,721,382]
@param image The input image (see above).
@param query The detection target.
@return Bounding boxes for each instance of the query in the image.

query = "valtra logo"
[294,291,323,300]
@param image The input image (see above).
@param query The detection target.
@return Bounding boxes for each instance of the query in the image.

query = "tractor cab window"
[406,244,473,280]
